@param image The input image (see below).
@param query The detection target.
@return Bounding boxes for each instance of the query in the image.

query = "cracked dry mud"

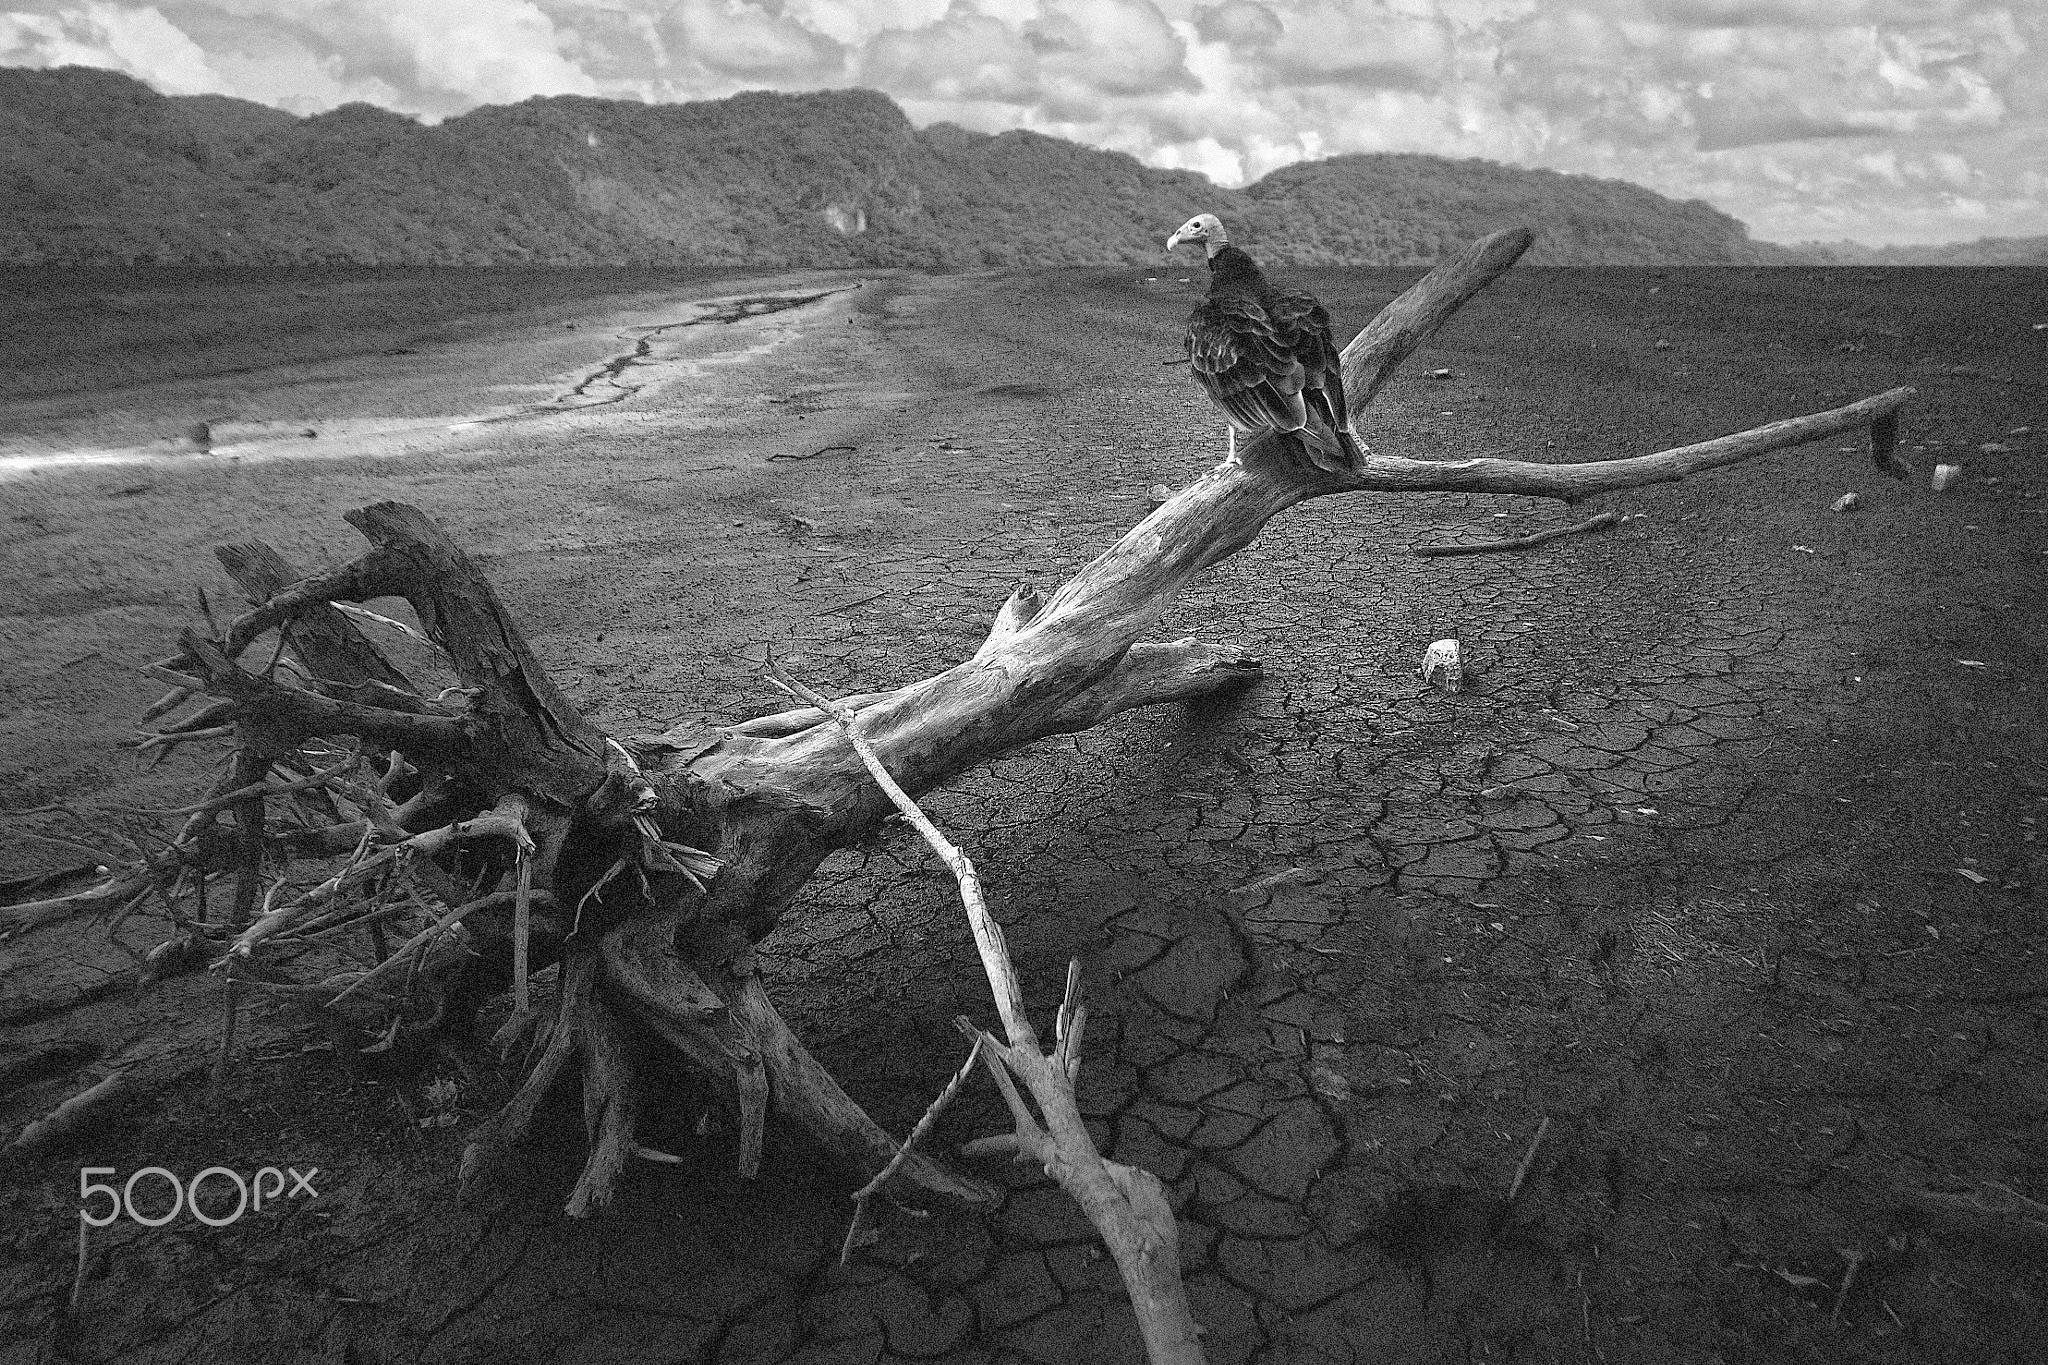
[2,263,2045,1365]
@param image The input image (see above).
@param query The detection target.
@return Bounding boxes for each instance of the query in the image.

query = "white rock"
[1932,463,1963,492]
[1420,639,1463,694]
[1830,492,1860,513]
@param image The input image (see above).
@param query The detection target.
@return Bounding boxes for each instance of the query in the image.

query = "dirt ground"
[1,257,2044,1365]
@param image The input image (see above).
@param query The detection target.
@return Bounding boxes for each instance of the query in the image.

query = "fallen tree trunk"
[8,227,1917,1357]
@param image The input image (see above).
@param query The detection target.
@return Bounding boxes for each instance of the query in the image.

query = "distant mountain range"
[4,66,2040,270]
[1783,237,2048,266]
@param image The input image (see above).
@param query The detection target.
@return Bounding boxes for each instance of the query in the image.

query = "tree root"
[600,915,997,1203]
[456,953,643,1217]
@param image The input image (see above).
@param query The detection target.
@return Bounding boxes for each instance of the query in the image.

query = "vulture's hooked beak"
[1165,227,1187,252]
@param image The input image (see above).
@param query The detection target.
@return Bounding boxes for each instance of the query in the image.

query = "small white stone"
[1419,639,1463,694]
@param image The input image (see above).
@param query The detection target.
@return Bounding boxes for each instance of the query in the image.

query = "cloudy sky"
[3,0,2042,245]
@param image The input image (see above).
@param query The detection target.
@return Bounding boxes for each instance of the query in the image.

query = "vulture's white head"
[1166,213,1228,255]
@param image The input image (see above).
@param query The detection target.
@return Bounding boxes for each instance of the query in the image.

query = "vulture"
[1165,213,1362,472]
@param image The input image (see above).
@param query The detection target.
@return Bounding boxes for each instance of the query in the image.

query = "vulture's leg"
[1227,428,1237,463]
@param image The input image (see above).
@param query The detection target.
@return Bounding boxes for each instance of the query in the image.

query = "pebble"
[1419,639,1463,693]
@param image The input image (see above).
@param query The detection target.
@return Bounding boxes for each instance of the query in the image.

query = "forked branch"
[768,664,1205,1365]
[1341,385,1914,503]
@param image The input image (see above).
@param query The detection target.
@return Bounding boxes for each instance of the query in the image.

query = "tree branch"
[1337,387,1916,505]
[766,663,1205,1364]
[1341,225,1535,405]
[1414,510,1622,557]
[214,540,419,696]
[179,631,473,758]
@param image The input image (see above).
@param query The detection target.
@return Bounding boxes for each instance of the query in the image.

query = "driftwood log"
[5,228,1915,1359]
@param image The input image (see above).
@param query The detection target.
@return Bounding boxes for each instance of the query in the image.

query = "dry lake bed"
[2,260,2045,1364]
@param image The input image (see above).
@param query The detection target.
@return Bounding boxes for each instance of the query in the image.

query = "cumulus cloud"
[780,0,949,47]
[1470,0,2043,238]
[1253,1,1456,92]
[865,0,1193,112]
[0,0,2041,243]
[1,2,219,94]
[177,22,407,113]
[663,0,846,82]
[1192,1,1280,48]
[864,7,1038,101]
[1026,0,1194,97]
[385,1,598,105]
[2,0,600,116]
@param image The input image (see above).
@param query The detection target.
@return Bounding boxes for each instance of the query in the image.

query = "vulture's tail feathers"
[1315,369,1363,470]
[1335,428,1365,467]
[1296,392,1360,474]
[1291,421,1351,475]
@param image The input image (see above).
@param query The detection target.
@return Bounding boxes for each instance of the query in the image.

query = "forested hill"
[5,65,1787,269]
[1792,236,2048,266]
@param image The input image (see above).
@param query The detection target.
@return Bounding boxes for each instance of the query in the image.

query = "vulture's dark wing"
[1267,288,1352,431]
[1184,296,1309,436]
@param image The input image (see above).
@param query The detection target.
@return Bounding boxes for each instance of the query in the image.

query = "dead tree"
[6,229,1913,1358]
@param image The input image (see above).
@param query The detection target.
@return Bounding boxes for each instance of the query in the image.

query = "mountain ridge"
[5,65,2032,270]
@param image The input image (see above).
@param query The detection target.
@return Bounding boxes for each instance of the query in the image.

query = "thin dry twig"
[764,658,1032,1046]
[135,723,236,756]
[768,444,856,461]
[325,888,546,1007]
[331,601,443,652]
[840,1032,985,1265]
[572,857,632,938]
[1832,1248,1867,1323]
[139,685,196,725]
[70,1216,89,1313]
[11,829,119,864]
[1413,510,1623,558]
[11,1069,131,1152]
[276,898,417,947]
[1910,1181,2048,1237]
[1506,1115,1553,1202]
[512,834,534,1016]
[226,803,529,958]
[114,747,362,818]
